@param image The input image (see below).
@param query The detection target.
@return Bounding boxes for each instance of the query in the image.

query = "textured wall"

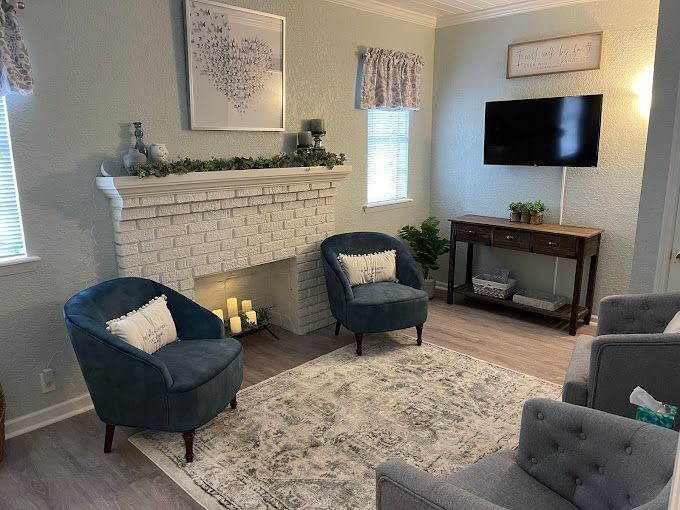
[431,0,658,308]
[631,0,680,292]
[0,0,433,420]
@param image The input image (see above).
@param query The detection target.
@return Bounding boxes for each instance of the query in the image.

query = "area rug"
[130,332,561,509]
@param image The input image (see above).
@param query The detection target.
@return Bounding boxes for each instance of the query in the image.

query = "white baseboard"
[4,392,93,439]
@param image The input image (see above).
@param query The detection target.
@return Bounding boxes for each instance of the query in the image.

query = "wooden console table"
[446,215,603,335]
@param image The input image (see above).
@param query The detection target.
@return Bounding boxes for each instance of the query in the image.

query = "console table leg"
[569,240,586,336]
[584,252,599,325]
[447,224,456,304]
[465,243,474,284]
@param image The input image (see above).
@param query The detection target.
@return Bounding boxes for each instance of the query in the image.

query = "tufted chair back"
[518,399,677,510]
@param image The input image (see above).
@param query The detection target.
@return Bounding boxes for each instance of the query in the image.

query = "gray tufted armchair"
[563,292,680,422]
[376,399,678,510]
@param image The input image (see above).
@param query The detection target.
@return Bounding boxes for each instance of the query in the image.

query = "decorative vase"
[1,382,5,463]
[123,148,147,169]
[530,212,543,225]
[510,212,521,222]
[520,212,531,223]
[148,143,169,163]
[423,278,436,299]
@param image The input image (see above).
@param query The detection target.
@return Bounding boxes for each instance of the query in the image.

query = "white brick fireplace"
[96,165,352,334]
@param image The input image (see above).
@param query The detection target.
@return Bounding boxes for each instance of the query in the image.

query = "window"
[0,96,27,261]
[366,109,410,206]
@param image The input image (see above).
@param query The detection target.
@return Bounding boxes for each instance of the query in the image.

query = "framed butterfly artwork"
[185,0,285,131]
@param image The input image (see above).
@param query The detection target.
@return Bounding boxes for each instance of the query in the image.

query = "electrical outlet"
[40,368,56,394]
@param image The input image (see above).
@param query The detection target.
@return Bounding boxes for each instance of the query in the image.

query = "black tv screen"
[484,94,603,167]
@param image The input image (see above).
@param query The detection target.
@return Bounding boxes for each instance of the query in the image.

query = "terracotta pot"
[510,212,521,222]
[423,279,436,299]
[520,213,531,223]
[530,212,544,225]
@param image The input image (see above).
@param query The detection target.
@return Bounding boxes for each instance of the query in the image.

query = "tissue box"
[635,404,678,429]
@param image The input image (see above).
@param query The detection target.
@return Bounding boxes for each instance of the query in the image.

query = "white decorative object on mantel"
[507,32,602,79]
[96,165,352,335]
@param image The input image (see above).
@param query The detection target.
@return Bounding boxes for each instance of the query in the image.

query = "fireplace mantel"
[96,165,352,198]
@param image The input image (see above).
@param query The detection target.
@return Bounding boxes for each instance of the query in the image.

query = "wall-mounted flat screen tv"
[484,94,603,167]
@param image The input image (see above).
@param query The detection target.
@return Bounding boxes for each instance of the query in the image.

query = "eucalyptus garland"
[127,149,346,178]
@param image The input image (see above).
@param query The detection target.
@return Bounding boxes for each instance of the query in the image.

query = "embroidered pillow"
[106,295,178,354]
[664,311,680,334]
[338,250,398,286]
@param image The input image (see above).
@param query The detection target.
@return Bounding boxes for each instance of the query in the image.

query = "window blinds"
[367,109,410,205]
[0,97,26,260]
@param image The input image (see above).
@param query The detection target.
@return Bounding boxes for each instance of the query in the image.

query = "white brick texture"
[109,183,338,334]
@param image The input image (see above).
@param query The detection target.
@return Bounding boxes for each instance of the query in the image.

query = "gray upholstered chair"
[321,232,428,355]
[376,399,678,510]
[563,292,680,422]
[64,277,243,462]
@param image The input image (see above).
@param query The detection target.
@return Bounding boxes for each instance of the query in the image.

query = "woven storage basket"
[472,274,516,300]
[0,383,5,463]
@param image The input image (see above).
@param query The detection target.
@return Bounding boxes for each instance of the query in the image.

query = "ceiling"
[324,0,601,28]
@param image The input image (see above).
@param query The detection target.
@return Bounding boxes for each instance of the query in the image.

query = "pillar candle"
[212,309,224,322]
[310,118,325,133]
[229,316,242,335]
[241,300,253,313]
[226,297,239,318]
[297,131,313,146]
[245,310,257,326]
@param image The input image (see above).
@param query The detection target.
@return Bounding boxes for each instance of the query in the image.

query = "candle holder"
[311,130,326,153]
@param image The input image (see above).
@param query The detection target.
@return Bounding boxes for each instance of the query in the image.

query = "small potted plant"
[509,202,522,222]
[530,200,546,225]
[399,217,450,299]
[520,202,532,223]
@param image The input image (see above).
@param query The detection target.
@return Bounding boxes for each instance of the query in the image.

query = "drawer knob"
[468,230,476,235]
[547,241,559,246]
[506,235,515,240]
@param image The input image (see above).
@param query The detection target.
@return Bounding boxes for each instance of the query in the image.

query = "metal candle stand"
[312,130,326,153]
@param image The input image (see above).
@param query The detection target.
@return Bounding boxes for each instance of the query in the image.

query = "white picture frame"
[507,32,602,79]
[185,0,286,131]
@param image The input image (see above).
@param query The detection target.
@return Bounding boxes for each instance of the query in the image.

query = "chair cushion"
[447,450,578,510]
[346,282,428,333]
[352,282,428,305]
[154,338,243,393]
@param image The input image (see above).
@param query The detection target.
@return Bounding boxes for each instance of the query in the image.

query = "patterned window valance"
[360,47,423,111]
[0,0,33,96]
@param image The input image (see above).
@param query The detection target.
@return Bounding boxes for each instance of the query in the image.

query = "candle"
[309,118,325,133]
[212,309,224,322]
[245,310,257,326]
[241,300,253,313]
[297,131,313,147]
[226,297,238,318]
[229,316,242,335]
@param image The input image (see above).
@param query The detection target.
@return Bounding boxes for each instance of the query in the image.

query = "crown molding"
[436,0,601,27]
[323,0,437,28]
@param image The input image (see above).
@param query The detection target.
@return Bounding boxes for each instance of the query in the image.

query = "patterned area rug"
[130,333,560,509]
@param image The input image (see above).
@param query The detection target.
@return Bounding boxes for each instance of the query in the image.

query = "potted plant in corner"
[399,217,450,299]
[520,202,532,223]
[530,200,546,225]
[509,202,522,222]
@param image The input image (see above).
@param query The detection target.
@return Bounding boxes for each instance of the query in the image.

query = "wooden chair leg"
[182,430,195,463]
[230,396,237,409]
[416,324,423,346]
[334,321,341,336]
[355,333,364,356]
[104,424,115,454]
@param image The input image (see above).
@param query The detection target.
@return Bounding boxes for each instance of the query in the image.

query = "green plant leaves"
[399,216,450,279]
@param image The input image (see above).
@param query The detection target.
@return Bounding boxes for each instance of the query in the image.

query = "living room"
[0,0,679,508]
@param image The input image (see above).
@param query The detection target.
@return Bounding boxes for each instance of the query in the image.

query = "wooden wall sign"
[507,32,602,79]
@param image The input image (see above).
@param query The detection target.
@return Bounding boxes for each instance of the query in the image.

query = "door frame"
[653,75,680,293]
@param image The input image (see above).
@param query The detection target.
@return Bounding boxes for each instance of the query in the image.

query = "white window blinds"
[0,97,27,260]
[367,109,410,205]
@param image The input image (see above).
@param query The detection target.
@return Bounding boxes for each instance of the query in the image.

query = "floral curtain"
[0,0,32,96]
[360,48,423,110]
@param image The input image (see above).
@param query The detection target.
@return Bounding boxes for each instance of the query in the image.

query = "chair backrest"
[518,399,677,510]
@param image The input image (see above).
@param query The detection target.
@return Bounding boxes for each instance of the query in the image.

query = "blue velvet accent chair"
[321,232,428,355]
[63,277,243,462]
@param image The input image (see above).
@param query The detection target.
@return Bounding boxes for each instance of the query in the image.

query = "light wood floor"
[0,296,594,509]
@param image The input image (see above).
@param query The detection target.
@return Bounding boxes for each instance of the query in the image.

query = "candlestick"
[212,309,224,322]
[226,297,238,318]
[309,118,325,134]
[245,310,257,326]
[297,131,313,147]
[241,300,253,313]
[229,316,242,335]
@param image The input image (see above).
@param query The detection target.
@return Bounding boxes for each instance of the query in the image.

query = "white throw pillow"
[106,295,178,354]
[664,310,680,333]
[338,249,398,286]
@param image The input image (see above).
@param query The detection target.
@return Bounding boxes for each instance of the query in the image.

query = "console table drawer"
[454,224,491,245]
[493,228,531,250]
[532,233,576,257]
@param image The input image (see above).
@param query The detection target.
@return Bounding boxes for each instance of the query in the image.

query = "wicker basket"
[0,382,5,463]
[472,274,516,300]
